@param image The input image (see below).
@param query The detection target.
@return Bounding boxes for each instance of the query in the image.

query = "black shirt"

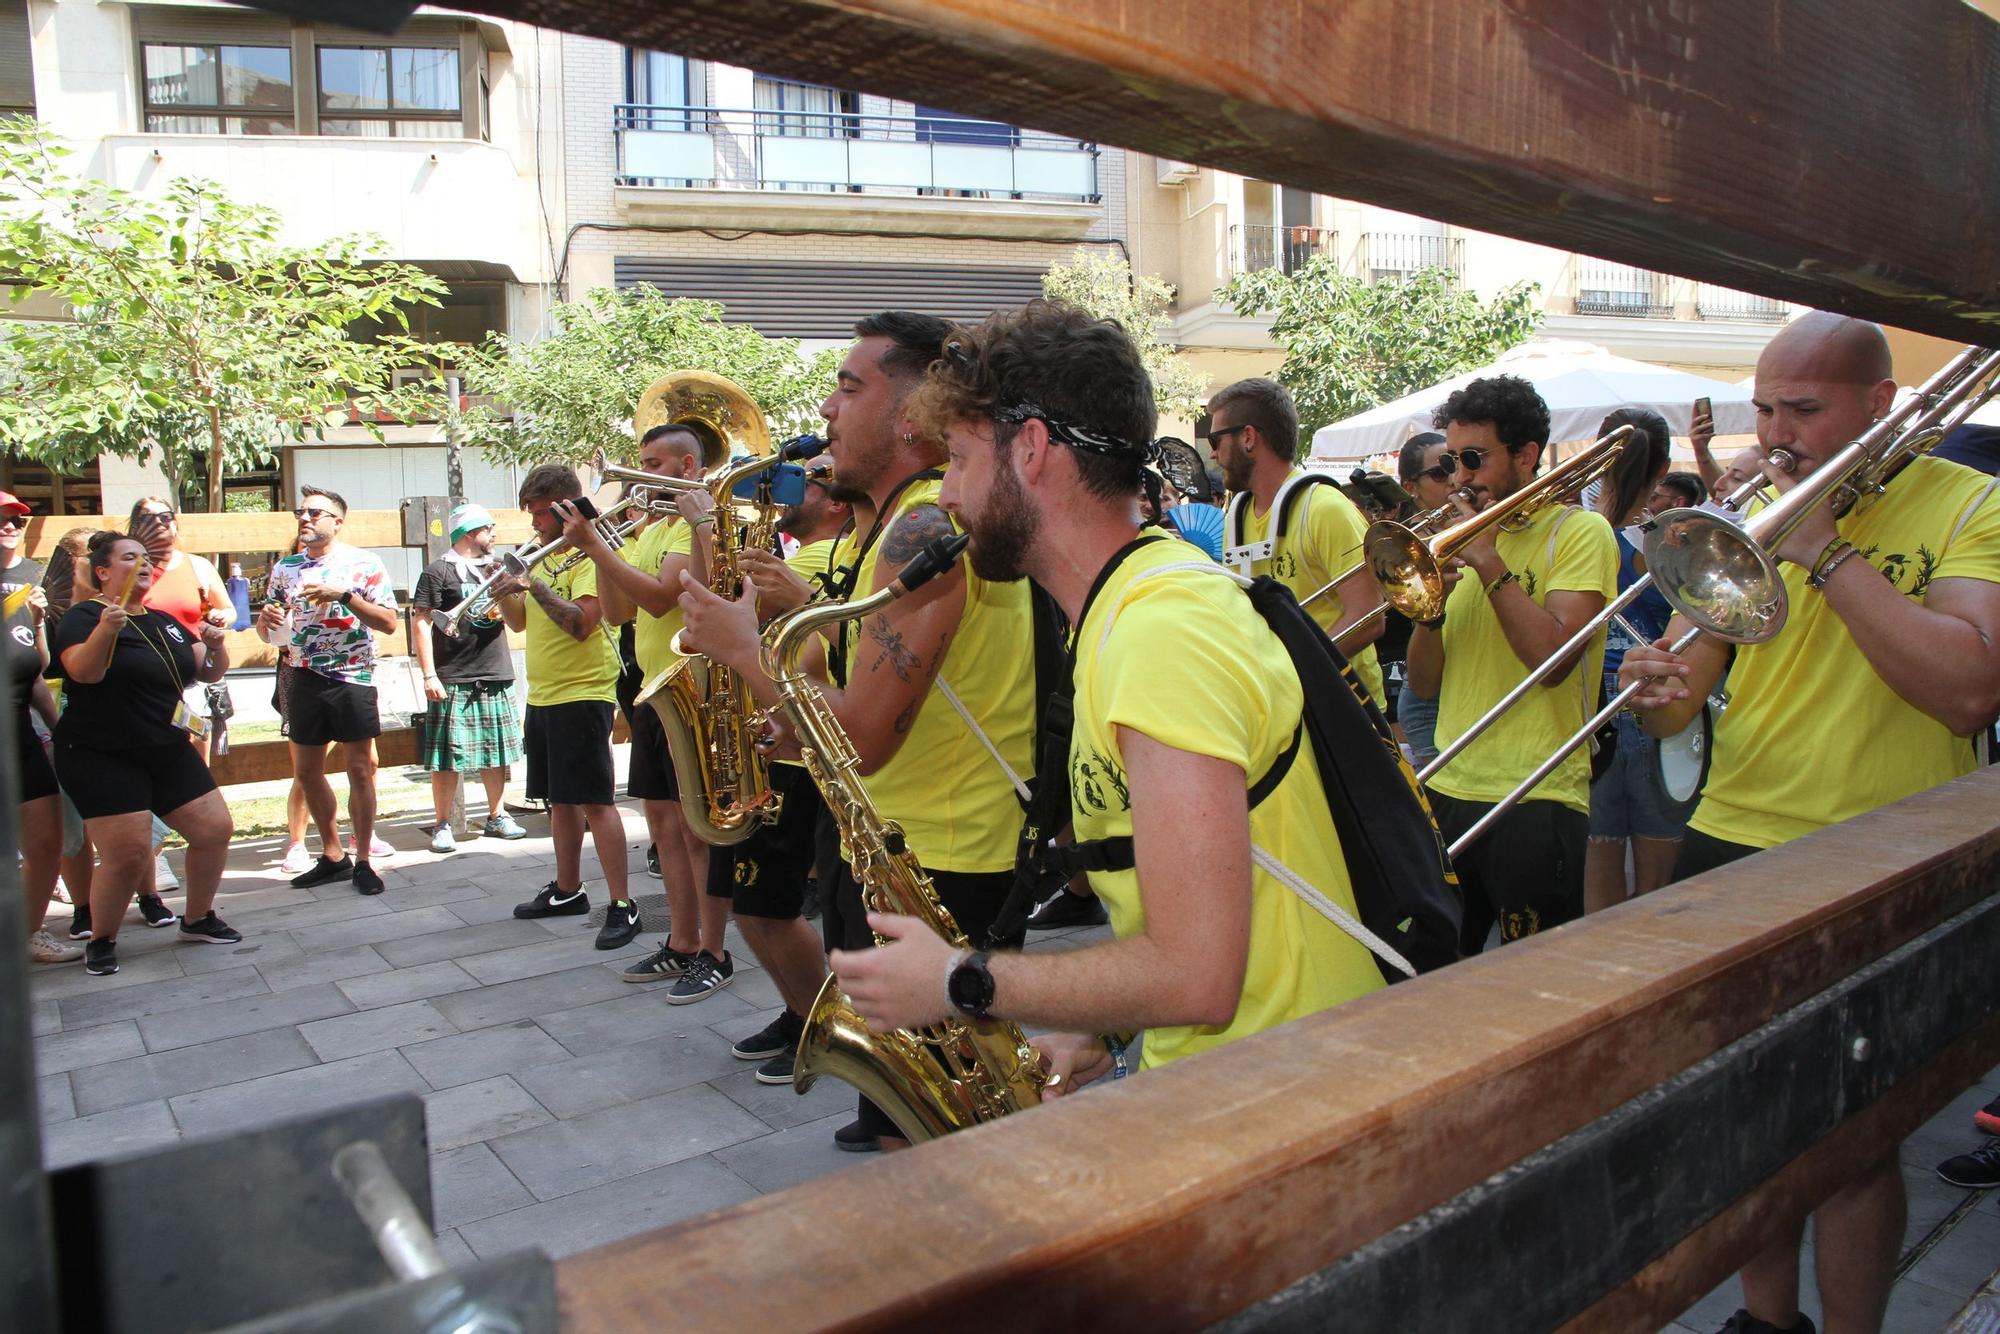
[52,601,198,748]
[5,616,41,716]
[412,555,514,684]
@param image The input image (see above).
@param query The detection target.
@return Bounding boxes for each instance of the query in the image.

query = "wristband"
[1809,543,1864,589]
[691,516,716,529]
[1484,569,1518,596]
[1103,1033,1131,1081]
[337,589,354,606]
[1417,613,1446,631]
[1807,536,1852,582]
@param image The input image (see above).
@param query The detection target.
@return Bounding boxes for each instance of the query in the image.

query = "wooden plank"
[464,0,2000,342]
[18,510,536,561]
[209,712,628,787]
[553,766,2000,1330]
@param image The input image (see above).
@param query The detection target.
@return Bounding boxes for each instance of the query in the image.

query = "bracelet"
[691,516,716,529]
[1807,536,1852,581]
[1103,1033,1131,1081]
[1417,613,1446,631]
[1485,569,1518,596]
[1809,543,1865,589]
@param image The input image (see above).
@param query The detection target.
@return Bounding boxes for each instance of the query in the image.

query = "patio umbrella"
[1308,340,1761,461]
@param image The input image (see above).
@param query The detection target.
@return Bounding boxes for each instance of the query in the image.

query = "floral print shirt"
[266,545,397,685]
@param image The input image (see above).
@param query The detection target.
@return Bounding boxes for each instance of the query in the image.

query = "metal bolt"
[1850,1036,1872,1062]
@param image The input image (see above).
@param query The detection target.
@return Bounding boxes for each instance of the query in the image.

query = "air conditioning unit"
[1156,158,1198,187]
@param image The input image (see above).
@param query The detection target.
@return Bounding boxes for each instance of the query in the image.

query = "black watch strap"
[949,949,996,1020]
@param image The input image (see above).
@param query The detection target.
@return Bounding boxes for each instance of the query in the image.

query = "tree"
[441,286,842,469]
[1042,247,1208,425]
[1220,258,1543,435]
[0,118,447,511]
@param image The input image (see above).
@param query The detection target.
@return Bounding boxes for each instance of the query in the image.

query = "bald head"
[1757,312,1894,387]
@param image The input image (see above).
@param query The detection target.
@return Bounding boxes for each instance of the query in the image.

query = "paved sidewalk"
[25,817,2000,1326]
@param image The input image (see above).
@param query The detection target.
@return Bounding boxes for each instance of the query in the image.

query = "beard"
[964,464,1039,584]
[1220,447,1251,494]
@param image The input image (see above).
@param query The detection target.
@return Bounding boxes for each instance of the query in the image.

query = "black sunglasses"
[1207,424,1248,446]
[294,506,338,521]
[1438,445,1523,475]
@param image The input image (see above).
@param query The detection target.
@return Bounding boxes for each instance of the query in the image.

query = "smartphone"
[1693,396,1712,425]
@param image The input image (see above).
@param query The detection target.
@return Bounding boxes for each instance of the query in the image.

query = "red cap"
[0,491,28,518]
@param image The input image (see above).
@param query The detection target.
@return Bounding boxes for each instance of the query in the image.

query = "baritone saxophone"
[756,533,1052,1143]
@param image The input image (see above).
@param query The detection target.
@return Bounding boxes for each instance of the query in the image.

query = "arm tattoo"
[880,503,957,567]
[866,613,920,682]
[530,578,586,640]
[893,699,919,735]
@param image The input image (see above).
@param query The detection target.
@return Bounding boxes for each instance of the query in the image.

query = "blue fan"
[1164,503,1226,562]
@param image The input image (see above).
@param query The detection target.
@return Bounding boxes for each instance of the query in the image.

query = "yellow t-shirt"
[524,558,617,707]
[842,478,1034,874]
[624,518,695,679]
[1428,505,1617,814]
[1234,472,1386,708]
[787,537,842,599]
[1693,456,2000,849]
[1072,538,1386,1070]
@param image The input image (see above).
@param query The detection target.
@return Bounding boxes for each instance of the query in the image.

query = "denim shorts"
[1588,709,1699,842]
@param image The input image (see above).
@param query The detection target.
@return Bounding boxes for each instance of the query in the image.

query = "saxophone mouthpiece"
[893,533,970,596]
[781,434,829,462]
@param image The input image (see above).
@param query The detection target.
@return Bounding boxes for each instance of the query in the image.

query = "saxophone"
[759,534,1052,1143]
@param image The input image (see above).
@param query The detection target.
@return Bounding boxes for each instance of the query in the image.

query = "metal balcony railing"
[1363,232,1463,281]
[1696,284,1789,323]
[613,104,1099,201]
[1232,224,1337,275]
[1575,258,1675,318]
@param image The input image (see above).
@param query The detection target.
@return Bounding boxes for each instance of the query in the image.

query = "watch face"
[950,956,993,1016]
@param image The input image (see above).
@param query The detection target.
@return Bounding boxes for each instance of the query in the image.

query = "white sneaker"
[280,842,313,875]
[29,929,83,964]
[154,853,180,892]
[364,833,394,861]
[52,877,71,906]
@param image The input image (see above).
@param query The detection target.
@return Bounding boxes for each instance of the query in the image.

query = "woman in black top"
[10,570,74,964]
[52,533,242,976]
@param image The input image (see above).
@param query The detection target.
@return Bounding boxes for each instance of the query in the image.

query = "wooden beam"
[18,509,537,561]
[208,712,629,787]
[553,766,2000,1330]
[463,0,2000,342]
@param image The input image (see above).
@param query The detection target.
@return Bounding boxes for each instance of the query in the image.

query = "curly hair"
[1431,375,1552,461]
[910,300,1156,503]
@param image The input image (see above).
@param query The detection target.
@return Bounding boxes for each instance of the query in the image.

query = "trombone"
[433,493,647,638]
[1431,342,2000,858]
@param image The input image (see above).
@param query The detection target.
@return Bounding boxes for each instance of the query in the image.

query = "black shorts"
[620,694,680,802]
[1427,789,1587,954]
[1672,826,1759,883]
[17,709,57,803]
[288,669,381,746]
[524,700,615,807]
[54,735,216,821]
[705,765,825,919]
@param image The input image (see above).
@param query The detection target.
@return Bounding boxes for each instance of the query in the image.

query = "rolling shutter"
[0,1,34,116]
[614,257,1049,339]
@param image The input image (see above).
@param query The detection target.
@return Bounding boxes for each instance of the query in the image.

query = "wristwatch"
[337,589,354,607]
[947,949,997,1020]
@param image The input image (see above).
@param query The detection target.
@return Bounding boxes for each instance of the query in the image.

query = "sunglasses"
[1436,445,1520,475]
[1207,424,1248,446]
[294,507,339,521]
[0,515,23,530]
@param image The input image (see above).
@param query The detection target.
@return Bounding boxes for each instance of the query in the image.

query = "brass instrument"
[434,494,644,638]
[759,533,1053,1142]
[635,369,772,471]
[1364,425,1635,622]
[1432,344,2000,856]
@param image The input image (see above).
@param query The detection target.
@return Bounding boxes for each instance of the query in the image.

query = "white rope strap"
[934,673,1031,802]
[1251,843,1417,979]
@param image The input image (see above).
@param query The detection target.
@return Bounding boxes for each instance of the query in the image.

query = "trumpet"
[433,494,644,638]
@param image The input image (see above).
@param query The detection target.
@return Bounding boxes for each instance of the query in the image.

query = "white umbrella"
[1309,339,1759,461]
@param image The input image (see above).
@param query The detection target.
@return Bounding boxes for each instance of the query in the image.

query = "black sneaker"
[67,905,92,940]
[1027,888,1109,930]
[292,854,354,889]
[1938,1139,2000,1190]
[513,883,589,919]
[664,950,734,1005]
[732,1010,803,1061]
[84,938,118,976]
[178,912,243,945]
[645,843,662,879]
[1716,1310,1816,1334]
[755,1050,795,1085]
[137,894,179,928]
[621,941,696,982]
[352,861,386,897]
[596,899,641,950]
[833,1119,880,1153]
[801,879,821,921]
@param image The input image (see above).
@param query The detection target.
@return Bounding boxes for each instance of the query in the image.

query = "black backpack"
[988,537,1461,983]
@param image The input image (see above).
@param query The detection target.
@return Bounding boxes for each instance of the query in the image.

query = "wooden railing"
[17,509,537,562]
[553,766,2000,1331]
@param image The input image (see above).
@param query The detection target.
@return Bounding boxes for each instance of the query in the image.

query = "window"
[914,105,1016,146]
[754,77,854,138]
[141,43,294,134]
[318,45,460,138]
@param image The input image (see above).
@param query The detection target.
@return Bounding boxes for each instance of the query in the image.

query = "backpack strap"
[1222,471,1333,574]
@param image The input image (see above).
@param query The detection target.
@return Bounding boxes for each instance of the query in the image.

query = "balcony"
[612,104,1103,239]
[1231,224,1337,275]
[1696,283,1789,323]
[1575,258,1675,318]
[1364,232,1463,282]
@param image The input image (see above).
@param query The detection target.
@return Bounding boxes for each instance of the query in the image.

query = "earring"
[902,431,915,445]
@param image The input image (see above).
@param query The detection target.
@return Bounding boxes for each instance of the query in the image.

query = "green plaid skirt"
[422,680,523,773]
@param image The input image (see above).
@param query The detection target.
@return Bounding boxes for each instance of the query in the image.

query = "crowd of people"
[9,305,1999,1334]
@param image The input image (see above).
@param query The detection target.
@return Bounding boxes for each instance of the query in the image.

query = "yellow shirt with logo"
[624,518,695,679]
[524,558,618,707]
[1072,538,1386,1070]
[843,478,1034,874]
[1428,505,1617,814]
[1236,472,1386,708]
[1692,455,2000,849]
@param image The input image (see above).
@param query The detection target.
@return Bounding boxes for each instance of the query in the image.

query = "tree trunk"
[205,404,225,513]
[444,374,466,506]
